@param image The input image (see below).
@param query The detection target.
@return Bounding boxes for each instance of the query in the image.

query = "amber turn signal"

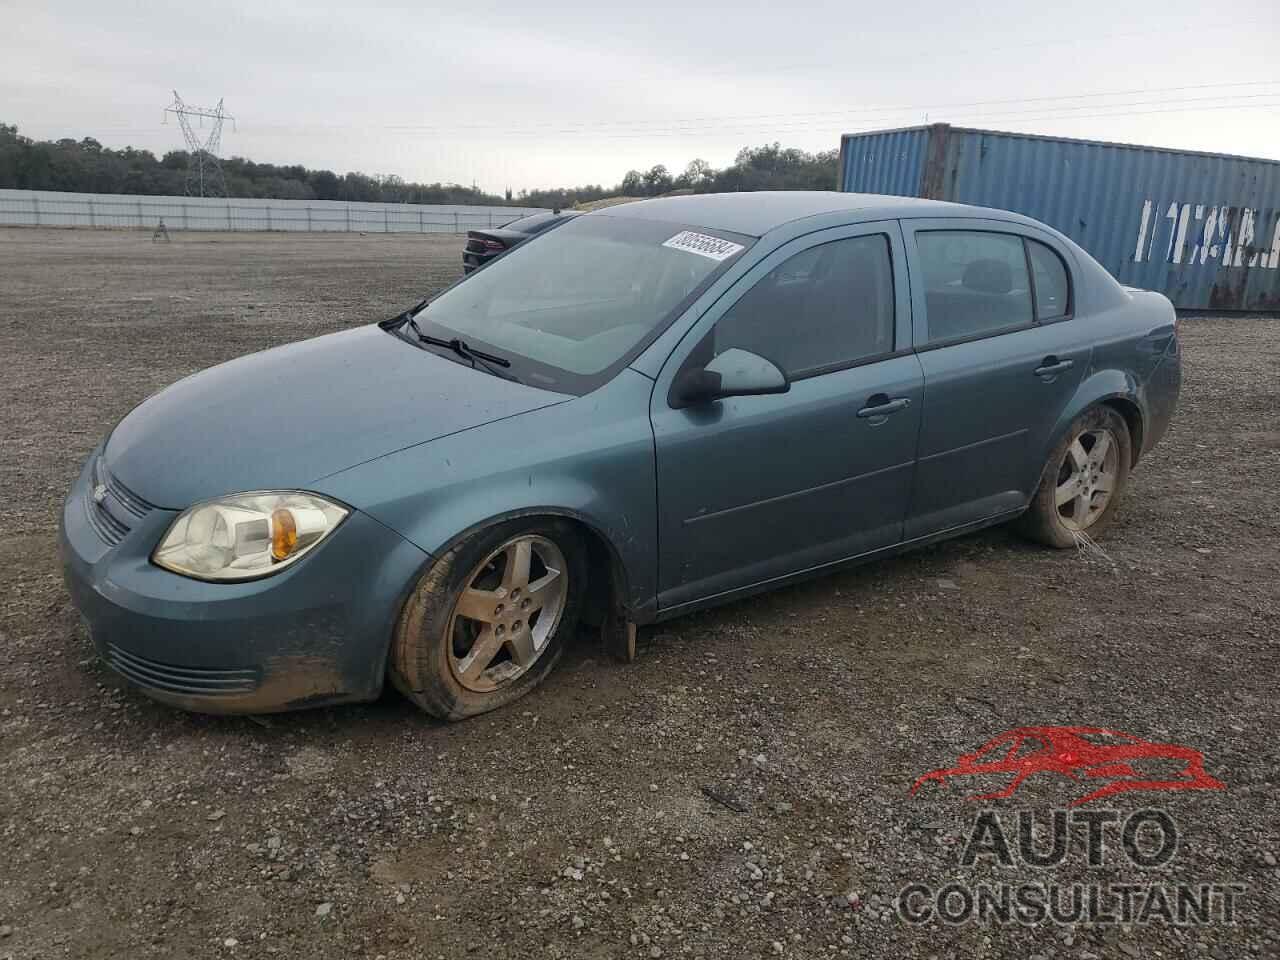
[271,508,298,562]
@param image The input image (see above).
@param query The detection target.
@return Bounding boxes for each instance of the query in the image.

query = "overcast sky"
[4,0,1278,194]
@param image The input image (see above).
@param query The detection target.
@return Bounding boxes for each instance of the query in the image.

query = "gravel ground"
[0,227,1277,960]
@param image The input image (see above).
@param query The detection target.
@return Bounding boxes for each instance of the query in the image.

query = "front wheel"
[390,519,586,720]
[1016,406,1132,548]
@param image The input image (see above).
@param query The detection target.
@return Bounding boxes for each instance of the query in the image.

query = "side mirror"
[671,348,790,408]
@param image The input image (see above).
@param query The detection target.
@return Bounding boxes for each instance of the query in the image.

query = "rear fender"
[1032,290,1177,490]
[1035,369,1145,488]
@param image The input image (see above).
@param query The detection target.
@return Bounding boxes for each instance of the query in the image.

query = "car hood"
[105,325,569,508]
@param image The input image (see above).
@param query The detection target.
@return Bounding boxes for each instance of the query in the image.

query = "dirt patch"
[0,228,1277,959]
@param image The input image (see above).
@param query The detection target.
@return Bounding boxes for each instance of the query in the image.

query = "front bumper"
[59,448,430,714]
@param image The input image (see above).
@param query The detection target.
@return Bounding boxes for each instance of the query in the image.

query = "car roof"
[591,191,992,237]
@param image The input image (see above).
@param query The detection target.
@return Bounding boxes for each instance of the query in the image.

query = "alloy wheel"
[1054,427,1120,531]
[446,534,568,693]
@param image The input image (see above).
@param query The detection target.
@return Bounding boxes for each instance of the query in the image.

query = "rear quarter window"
[1028,240,1071,319]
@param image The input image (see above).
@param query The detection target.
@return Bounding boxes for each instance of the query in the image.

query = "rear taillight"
[483,239,505,252]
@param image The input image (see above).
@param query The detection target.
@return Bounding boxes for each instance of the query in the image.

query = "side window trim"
[902,217,1077,350]
[661,221,911,405]
[915,227,1036,346]
[912,318,1038,354]
[719,233,899,381]
[782,233,900,382]
[789,344,914,383]
[1022,238,1041,324]
[1025,237,1075,323]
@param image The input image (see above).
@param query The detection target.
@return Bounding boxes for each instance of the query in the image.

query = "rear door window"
[917,231,1034,343]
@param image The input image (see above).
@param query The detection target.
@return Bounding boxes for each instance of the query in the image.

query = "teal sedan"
[60,192,1180,719]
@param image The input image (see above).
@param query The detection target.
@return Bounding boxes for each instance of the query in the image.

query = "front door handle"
[856,395,911,418]
[1034,356,1075,378]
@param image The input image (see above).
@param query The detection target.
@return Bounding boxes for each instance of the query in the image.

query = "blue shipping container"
[838,124,1280,311]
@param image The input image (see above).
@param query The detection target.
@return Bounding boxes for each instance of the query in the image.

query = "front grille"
[105,643,261,696]
[102,464,154,520]
[84,457,154,546]
[85,492,129,545]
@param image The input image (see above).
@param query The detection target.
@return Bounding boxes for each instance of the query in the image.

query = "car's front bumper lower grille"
[105,643,261,696]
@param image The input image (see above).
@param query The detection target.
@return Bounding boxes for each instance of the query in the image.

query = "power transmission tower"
[163,90,235,198]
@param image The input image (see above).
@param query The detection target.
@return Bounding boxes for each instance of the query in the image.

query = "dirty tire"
[390,518,586,721]
[1016,406,1132,549]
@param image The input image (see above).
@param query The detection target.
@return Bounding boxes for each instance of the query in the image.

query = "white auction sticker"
[662,230,745,261]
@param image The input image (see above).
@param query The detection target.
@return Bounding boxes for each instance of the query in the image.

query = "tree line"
[0,123,837,205]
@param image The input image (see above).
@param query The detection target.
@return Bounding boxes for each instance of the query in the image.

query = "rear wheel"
[1017,406,1132,548]
[391,519,586,720]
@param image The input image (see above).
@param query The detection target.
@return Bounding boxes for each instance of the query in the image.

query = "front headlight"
[153,491,349,582]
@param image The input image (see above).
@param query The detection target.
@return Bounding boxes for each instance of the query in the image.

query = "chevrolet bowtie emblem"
[92,483,107,505]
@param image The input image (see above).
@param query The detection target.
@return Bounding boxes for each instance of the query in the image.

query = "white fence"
[0,189,547,234]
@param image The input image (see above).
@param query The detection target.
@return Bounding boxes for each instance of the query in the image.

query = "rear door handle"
[1034,356,1075,378]
[856,395,911,418]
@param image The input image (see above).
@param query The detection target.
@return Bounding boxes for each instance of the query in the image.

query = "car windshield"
[416,214,750,392]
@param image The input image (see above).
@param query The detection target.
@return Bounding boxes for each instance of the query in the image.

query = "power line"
[587,94,1280,139]
[189,91,1272,140]
[426,93,1280,140]
[21,79,1278,145]
[243,80,1275,136]
[48,78,1277,140]
[379,80,1280,133]
[696,15,1279,78]
[952,100,1280,130]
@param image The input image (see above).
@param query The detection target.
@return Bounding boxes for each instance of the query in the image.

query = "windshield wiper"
[383,307,516,379]
[417,334,511,368]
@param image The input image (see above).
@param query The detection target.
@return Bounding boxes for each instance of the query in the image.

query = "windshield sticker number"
[662,231,744,262]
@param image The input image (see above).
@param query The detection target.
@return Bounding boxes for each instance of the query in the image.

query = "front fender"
[391,487,644,611]
[314,369,659,616]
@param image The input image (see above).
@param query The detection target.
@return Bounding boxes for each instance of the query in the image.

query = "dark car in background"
[463,210,579,273]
